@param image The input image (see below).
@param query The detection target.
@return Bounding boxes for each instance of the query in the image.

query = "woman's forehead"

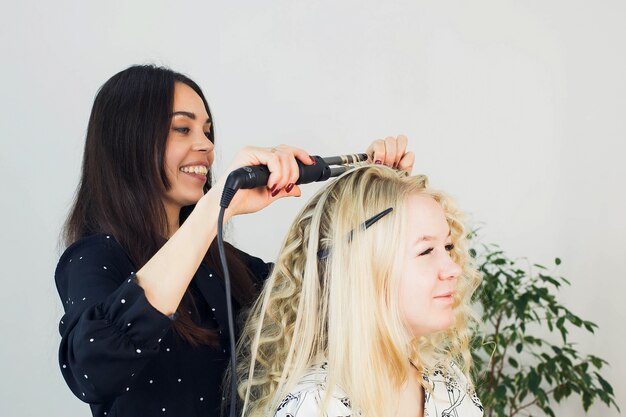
[172,82,210,121]
[404,194,450,241]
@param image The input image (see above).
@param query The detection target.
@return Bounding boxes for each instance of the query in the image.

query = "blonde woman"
[235,165,483,417]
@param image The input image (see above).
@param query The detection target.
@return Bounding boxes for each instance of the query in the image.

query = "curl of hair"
[234,165,481,417]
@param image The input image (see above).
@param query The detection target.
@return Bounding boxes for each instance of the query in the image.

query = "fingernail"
[285,183,294,193]
[271,188,281,197]
[375,160,382,165]
[269,184,277,193]
[309,156,317,165]
[392,163,397,169]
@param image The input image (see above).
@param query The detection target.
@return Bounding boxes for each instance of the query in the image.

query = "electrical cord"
[216,205,239,417]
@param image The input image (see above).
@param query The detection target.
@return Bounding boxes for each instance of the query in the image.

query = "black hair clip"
[317,207,394,260]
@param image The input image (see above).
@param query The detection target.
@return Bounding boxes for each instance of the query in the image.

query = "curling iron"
[219,153,368,208]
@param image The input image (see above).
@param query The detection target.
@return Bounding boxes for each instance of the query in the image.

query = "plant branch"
[494,344,508,390]
[510,386,559,416]
[488,311,504,392]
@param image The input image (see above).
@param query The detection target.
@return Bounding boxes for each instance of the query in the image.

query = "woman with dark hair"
[55,64,414,417]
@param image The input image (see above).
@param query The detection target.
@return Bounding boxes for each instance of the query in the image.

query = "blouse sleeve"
[55,235,173,403]
[424,362,484,417]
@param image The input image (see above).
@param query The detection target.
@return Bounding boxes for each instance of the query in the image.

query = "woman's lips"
[182,171,208,183]
[433,292,455,303]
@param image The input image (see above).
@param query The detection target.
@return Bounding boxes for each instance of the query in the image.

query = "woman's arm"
[56,236,172,402]
[135,145,313,316]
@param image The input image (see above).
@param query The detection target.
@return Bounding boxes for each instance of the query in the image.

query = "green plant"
[470,240,620,417]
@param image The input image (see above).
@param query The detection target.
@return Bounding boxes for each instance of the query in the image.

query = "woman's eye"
[173,127,190,134]
[419,244,454,257]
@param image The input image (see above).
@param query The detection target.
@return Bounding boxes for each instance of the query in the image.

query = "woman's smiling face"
[161,82,215,215]
[398,193,462,338]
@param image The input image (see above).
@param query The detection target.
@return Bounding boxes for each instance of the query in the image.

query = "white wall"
[1,1,623,415]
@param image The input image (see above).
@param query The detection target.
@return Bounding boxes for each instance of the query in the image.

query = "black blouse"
[55,234,271,417]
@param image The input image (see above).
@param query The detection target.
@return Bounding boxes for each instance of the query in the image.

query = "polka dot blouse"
[55,234,271,417]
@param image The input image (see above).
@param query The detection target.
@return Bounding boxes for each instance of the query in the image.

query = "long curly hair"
[235,165,481,417]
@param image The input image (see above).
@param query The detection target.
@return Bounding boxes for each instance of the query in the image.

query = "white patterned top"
[273,362,484,417]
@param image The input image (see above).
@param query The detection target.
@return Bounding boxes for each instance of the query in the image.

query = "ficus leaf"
[528,370,541,392]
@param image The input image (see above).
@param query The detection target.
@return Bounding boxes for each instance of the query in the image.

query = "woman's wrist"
[199,184,235,222]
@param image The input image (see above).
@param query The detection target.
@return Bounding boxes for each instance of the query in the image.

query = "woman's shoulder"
[59,233,128,262]
[274,364,353,417]
[424,362,484,417]
[56,234,134,281]
[425,361,470,385]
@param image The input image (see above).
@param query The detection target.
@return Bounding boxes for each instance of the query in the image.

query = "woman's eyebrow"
[172,111,196,119]
[172,111,211,123]
[415,230,452,243]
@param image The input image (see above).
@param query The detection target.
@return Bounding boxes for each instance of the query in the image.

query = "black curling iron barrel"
[219,153,368,208]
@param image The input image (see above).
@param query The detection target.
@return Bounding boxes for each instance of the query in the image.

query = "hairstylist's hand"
[366,135,415,174]
[210,145,315,217]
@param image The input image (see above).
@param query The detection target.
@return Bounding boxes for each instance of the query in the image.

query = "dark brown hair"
[64,64,256,346]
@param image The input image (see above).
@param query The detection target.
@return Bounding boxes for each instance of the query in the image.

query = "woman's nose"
[440,257,462,280]
[192,133,214,153]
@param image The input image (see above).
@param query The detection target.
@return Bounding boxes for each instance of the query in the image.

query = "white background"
[1,1,624,416]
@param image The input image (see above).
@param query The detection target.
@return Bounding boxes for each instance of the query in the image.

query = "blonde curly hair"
[234,165,481,417]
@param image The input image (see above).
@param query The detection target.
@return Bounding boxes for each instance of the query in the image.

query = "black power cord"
[216,205,239,417]
[216,154,366,417]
